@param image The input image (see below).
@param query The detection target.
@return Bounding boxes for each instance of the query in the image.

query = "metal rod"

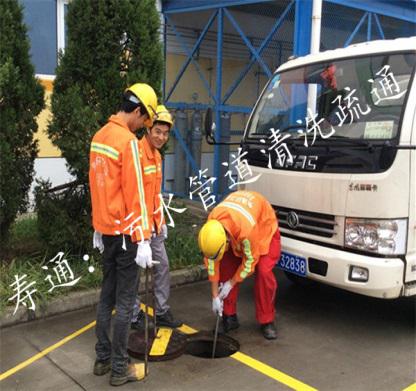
[144,268,149,377]
[151,267,157,338]
[212,313,220,359]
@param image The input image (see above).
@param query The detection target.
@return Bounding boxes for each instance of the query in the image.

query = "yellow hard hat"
[154,104,174,128]
[126,83,158,127]
[198,220,227,262]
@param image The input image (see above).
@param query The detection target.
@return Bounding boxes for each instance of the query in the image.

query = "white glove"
[218,280,233,300]
[212,296,223,316]
[135,240,153,268]
[161,224,168,240]
[93,231,104,253]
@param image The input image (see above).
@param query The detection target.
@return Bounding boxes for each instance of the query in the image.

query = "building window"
[57,0,69,54]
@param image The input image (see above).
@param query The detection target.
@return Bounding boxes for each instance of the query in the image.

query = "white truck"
[238,37,416,298]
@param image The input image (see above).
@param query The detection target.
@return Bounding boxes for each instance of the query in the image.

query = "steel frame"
[162,0,414,197]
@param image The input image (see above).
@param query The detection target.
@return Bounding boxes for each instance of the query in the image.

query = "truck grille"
[275,206,337,238]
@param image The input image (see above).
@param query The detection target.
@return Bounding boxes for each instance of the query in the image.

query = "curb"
[0,265,207,329]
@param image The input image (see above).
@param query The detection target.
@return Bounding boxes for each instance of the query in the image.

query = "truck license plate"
[277,251,307,277]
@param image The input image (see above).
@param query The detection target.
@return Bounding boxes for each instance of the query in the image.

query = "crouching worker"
[198,190,281,340]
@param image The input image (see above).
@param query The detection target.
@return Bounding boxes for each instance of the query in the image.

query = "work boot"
[261,322,277,340]
[155,309,183,328]
[131,310,154,330]
[218,314,240,334]
[93,359,111,376]
[110,363,145,386]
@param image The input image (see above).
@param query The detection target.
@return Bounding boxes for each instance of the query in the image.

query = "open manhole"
[185,331,240,358]
[128,328,187,362]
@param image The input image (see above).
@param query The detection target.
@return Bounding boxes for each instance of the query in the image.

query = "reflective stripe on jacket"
[138,135,164,233]
[89,114,154,242]
[205,190,278,283]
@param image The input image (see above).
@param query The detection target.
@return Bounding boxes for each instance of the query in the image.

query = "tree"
[47,0,163,183]
[38,0,163,254]
[0,0,44,248]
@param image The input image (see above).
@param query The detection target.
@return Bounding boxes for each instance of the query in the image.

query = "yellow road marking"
[0,319,97,381]
[177,324,198,334]
[0,306,317,391]
[231,352,318,391]
[403,384,416,391]
[150,328,173,356]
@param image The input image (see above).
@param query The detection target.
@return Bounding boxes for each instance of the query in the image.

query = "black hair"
[120,91,147,116]
[152,120,171,129]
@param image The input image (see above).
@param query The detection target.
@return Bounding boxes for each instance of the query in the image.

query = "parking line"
[1,308,317,391]
[231,352,317,391]
[403,383,416,391]
[0,319,97,381]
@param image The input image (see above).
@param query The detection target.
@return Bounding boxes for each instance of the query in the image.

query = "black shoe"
[110,363,145,386]
[131,310,154,330]
[261,322,277,340]
[155,310,183,328]
[218,314,240,334]
[93,359,111,376]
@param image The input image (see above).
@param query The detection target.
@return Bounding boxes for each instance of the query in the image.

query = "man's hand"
[135,240,153,268]
[93,231,104,254]
[161,224,168,240]
[212,296,223,316]
[218,280,233,300]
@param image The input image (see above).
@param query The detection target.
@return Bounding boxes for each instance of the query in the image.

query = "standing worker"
[131,105,183,330]
[198,190,280,340]
[89,83,157,386]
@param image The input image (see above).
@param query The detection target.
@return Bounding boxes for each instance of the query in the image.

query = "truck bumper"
[280,236,405,298]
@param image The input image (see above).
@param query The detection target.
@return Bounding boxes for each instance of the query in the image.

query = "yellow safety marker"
[231,352,317,391]
[0,319,97,382]
[149,328,173,356]
[177,324,198,334]
[403,383,416,391]
[140,303,154,316]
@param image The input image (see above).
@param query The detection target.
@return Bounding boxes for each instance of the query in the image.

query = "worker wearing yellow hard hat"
[198,190,281,340]
[131,104,183,331]
[90,82,159,386]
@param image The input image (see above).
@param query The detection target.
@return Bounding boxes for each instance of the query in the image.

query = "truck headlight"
[344,218,407,255]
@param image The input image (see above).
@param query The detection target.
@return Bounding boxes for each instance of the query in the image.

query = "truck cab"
[240,37,416,298]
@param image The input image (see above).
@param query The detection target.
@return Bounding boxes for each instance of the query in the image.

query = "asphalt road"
[1,270,415,390]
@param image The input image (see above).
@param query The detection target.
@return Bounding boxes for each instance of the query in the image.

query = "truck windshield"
[244,52,415,173]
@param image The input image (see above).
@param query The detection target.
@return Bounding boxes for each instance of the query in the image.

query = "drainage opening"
[185,331,239,359]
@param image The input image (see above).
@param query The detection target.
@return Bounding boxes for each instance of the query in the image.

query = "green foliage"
[0,252,102,315]
[0,0,44,249]
[48,0,163,183]
[165,204,204,270]
[43,0,163,253]
[35,180,92,256]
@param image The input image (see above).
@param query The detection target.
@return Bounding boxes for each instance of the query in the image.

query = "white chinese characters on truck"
[240,37,416,299]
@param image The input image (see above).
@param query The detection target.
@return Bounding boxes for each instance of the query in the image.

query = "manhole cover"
[185,331,239,358]
[128,328,187,362]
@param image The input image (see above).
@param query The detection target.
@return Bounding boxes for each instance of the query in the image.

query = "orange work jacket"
[204,190,278,283]
[138,134,164,233]
[89,114,163,242]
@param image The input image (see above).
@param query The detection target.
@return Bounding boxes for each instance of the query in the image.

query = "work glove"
[161,224,168,240]
[218,280,233,300]
[212,296,223,316]
[135,240,153,268]
[93,231,104,254]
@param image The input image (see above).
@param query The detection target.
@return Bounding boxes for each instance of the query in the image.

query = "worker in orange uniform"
[131,105,182,330]
[89,83,158,386]
[198,190,280,340]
